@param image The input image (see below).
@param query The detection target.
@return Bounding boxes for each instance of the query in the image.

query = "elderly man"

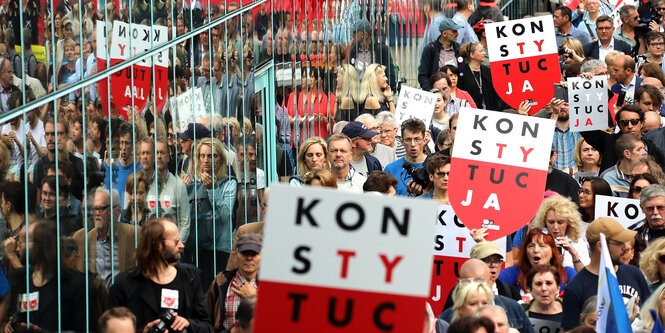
[561,217,650,329]
[356,114,397,168]
[73,188,140,288]
[439,259,534,333]
[630,185,665,260]
[341,121,381,178]
[206,233,261,332]
[443,242,520,310]
[476,305,512,333]
[328,133,367,193]
[375,111,404,158]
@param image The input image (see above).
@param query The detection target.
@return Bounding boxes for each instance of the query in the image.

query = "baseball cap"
[470,241,503,260]
[586,217,636,244]
[342,121,377,139]
[237,233,262,253]
[439,18,462,32]
[179,123,211,141]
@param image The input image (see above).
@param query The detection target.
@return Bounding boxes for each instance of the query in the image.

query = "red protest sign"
[429,206,506,316]
[486,16,561,114]
[448,108,555,240]
[254,185,437,332]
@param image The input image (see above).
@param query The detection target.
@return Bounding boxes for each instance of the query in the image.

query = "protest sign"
[170,87,206,132]
[96,21,169,119]
[15,45,47,64]
[254,185,437,332]
[595,195,644,228]
[568,75,608,132]
[395,86,436,128]
[429,205,506,315]
[448,107,556,240]
[486,16,561,114]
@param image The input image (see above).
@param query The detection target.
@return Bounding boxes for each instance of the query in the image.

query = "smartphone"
[525,99,538,106]
[617,91,626,107]
[554,84,569,102]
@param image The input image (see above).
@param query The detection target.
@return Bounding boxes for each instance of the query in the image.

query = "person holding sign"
[531,195,590,271]
[522,266,563,332]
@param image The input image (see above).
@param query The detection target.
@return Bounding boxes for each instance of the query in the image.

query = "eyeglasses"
[93,205,110,212]
[578,189,592,195]
[435,171,450,178]
[645,205,665,213]
[651,42,665,47]
[632,16,640,21]
[378,128,396,135]
[403,137,423,144]
[618,118,641,126]
[657,7,665,12]
[607,239,625,247]
[481,257,504,265]
[597,26,613,31]
[630,186,645,194]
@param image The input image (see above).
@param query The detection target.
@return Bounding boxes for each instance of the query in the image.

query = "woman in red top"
[306,68,330,138]
[442,65,477,108]
[286,69,308,147]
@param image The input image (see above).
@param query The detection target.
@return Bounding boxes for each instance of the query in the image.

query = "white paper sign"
[568,75,608,132]
[594,195,645,228]
[160,288,179,309]
[434,205,507,258]
[261,184,437,296]
[395,86,436,128]
[170,87,206,132]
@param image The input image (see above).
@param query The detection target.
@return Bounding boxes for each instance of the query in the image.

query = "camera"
[403,160,431,189]
[652,6,663,24]
[148,309,176,333]
[557,46,572,58]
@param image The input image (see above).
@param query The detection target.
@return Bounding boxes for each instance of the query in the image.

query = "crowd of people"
[6,0,665,331]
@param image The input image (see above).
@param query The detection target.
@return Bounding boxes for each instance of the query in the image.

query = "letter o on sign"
[336,203,365,231]
[625,204,639,219]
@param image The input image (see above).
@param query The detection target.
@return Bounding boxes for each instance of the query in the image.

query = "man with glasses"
[109,217,212,332]
[630,185,665,256]
[583,15,633,59]
[73,187,139,288]
[438,259,534,333]
[613,5,640,48]
[341,121,381,178]
[383,118,429,196]
[561,217,650,329]
[442,242,521,310]
[582,104,665,173]
[375,111,405,158]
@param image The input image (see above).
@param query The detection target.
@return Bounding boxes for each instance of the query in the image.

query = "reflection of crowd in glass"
[5,0,665,331]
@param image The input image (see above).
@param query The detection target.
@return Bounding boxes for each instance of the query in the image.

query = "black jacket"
[443,279,521,310]
[418,39,461,91]
[583,38,634,59]
[457,62,505,111]
[109,263,213,332]
[349,41,397,91]
[581,130,665,174]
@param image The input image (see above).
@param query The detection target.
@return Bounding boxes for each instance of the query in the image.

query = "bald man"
[644,111,662,132]
[438,259,534,333]
[610,55,643,104]
[476,305,512,333]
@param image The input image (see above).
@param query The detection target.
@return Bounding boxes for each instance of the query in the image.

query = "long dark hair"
[135,218,168,278]
[579,177,612,222]
[31,221,59,280]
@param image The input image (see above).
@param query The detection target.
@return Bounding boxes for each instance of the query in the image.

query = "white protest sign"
[395,86,436,128]
[170,87,206,132]
[434,205,507,258]
[594,195,644,228]
[255,185,437,332]
[568,75,608,132]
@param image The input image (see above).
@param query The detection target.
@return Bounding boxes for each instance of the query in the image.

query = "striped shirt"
[553,126,581,171]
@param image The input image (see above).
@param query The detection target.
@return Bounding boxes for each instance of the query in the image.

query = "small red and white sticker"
[161,288,179,309]
[18,292,39,312]
[163,195,171,209]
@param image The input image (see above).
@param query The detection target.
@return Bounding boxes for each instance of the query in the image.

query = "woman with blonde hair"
[570,138,602,176]
[639,238,665,292]
[457,42,502,110]
[185,137,237,287]
[335,64,361,121]
[633,284,665,332]
[451,281,494,322]
[561,37,586,64]
[290,137,331,186]
[358,64,396,116]
[531,195,589,271]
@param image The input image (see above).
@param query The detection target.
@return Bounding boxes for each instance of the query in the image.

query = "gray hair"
[375,111,396,127]
[640,184,665,205]
[212,113,223,135]
[332,121,348,134]
[355,113,374,123]
[619,5,637,19]
[92,187,121,208]
[581,59,607,74]
[474,305,506,319]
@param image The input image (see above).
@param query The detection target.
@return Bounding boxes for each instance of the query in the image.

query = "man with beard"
[205,233,261,332]
[561,217,650,329]
[109,217,212,332]
[548,98,581,171]
[581,104,665,173]
[73,188,140,288]
[630,185,665,263]
[104,122,141,207]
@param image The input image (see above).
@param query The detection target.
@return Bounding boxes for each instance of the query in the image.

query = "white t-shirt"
[25,119,45,165]
[1,120,25,170]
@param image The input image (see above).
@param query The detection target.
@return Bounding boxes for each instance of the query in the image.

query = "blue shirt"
[553,125,582,170]
[452,12,479,45]
[104,161,142,208]
[499,265,577,293]
[555,25,592,46]
[383,157,424,196]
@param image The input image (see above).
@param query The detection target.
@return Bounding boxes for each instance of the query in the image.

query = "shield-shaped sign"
[486,16,561,114]
[148,195,156,209]
[448,108,555,240]
[163,195,171,209]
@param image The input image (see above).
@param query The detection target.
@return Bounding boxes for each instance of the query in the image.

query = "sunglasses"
[659,254,665,264]
[631,185,645,194]
[618,118,641,126]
